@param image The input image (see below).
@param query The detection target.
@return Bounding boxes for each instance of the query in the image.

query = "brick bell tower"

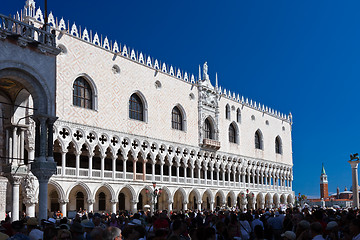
[320,163,329,198]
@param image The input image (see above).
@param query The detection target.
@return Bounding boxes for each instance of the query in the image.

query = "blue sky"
[4,0,360,197]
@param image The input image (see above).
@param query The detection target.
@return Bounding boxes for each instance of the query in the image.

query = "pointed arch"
[48,179,66,200]
[275,136,282,154]
[93,182,116,201]
[202,189,214,203]
[174,187,187,202]
[66,181,93,200]
[255,129,263,150]
[204,117,215,140]
[229,122,239,144]
[73,74,98,110]
[129,91,148,122]
[236,108,241,123]
[172,104,187,131]
[160,186,172,200]
[225,104,230,120]
[117,184,136,201]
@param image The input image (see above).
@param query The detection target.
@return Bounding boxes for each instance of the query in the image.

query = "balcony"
[54,166,292,192]
[0,14,59,54]
[202,138,221,149]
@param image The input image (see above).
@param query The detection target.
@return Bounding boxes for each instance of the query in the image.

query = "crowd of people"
[1,206,360,240]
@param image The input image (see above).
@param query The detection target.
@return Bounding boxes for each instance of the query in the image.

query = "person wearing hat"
[325,221,339,240]
[310,222,325,240]
[8,220,30,240]
[27,217,43,240]
[281,231,296,240]
[71,222,84,240]
[93,213,106,230]
[81,219,95,240]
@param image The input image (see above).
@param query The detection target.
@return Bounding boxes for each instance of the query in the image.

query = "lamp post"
[146,182,162,214]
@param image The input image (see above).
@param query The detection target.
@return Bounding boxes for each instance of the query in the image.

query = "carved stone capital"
[87,199,95,205]
[11,175,23,185]
[31,161,56,182]
[23,198,38,205]
[59,199,69,204]
[110,199,118,204]
[131,200,138,204]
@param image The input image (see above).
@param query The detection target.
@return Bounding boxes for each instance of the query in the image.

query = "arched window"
[73,77,93,109]
[204,118,213,139]
[275,136,282,154]
[172,106,183,130]
[255,130,263,150]
[129,93,143,121]
[236,108,241,123]
[229,124,236,143]
[98,192,106,211]
[225,104,230,120]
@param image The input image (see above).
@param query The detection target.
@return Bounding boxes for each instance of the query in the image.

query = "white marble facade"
[0,0,294,219]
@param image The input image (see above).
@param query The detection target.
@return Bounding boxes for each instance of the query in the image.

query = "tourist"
[310,222,325,240]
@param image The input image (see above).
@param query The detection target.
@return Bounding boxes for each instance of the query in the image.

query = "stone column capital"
[131,200,138,204]
[11,175,23,185]
[110,199,118,204]
[59,199,69,204]
[87,199,95,204]
[31,161,56,182]
[23,198,38,205]
[349,160,360,168]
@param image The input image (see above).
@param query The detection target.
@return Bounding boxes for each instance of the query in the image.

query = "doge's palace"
[0,0,294,219]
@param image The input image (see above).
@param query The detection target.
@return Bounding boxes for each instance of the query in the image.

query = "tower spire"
[215,72,218,89]
[320,163,328,199]
[321,163,326,175]
[198,65,201,81]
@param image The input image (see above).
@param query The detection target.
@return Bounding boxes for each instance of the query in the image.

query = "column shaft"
[12,183,20,221]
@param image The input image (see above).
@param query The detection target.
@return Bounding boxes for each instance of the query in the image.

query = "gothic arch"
[202,189,214,203]
[136,185,153,200]
[229,122,239,144]
[174,187,187,202]
[255,129,264,150]
[93,183,116,201]
[160,186,172,200]
[117,184,136,201]
[215,190,226,204]
[129,90,148,122]
[188,188,201,201]
[48,179,66,200]
[73,73,98,110]
[173,103,187,131]
[66,181,93,200]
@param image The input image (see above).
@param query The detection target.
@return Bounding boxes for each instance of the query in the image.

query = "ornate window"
[226,104,230,120]
[172,106,183,130]
[73,77,92,109]
[236,108,241,123]
[204,118,213,139]
[129,93,143,121]
[229,124,236,143]
[255,130,263,150]
[275,136,282,154]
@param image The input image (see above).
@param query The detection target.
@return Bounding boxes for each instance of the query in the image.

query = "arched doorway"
[50,191,60,212]
[98,192,106,211]
[76,192,84,211]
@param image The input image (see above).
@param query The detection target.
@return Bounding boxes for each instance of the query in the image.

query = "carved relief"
[22,174,36,200]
